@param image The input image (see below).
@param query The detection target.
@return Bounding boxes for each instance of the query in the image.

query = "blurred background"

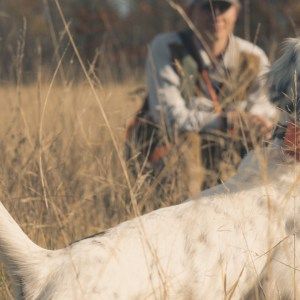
[0,0,299,84]
[0,1,299,296]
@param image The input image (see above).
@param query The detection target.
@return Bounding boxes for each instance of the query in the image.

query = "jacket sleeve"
[245,49,278,120]
[146,34,222,132]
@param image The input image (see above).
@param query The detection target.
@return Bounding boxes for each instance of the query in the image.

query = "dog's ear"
[267,38,300,114]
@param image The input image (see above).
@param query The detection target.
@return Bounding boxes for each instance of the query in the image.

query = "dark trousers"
[126,130,247,198]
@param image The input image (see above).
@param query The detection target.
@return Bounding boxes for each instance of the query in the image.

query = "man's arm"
[227,44,278,138]
[245,48,278,121]
[146,33,222,132]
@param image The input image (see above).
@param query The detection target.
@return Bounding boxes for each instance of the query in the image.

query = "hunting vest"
[126,31,263,164]
[168,30,261,112]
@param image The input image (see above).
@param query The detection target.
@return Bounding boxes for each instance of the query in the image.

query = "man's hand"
[247,114,273,139]
[226,110,273,142]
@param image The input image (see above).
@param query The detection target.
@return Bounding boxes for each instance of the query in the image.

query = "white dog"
[0,39,300,300]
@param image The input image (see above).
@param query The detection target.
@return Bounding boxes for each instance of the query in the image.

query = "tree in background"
[0,0,48,81]
[0,0,298,83]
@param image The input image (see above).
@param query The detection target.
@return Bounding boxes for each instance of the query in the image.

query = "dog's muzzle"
[283,121,300,160]
[281,96,300,160]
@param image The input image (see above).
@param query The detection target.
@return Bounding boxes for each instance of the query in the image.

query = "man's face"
[190,1,239,42]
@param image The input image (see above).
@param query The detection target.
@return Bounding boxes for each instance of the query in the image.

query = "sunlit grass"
[0,81,147,297]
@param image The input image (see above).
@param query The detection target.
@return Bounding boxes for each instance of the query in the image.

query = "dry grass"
[0,53,289,300]
[0,2,293,296]
[0,4,208,296]
[0,81,167,297]
[0,80,198,298]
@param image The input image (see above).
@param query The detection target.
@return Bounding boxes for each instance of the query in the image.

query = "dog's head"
[268,38,300,122]
[268,39,300,157]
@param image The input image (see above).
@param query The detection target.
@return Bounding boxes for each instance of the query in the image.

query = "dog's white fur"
[1,39,300,300]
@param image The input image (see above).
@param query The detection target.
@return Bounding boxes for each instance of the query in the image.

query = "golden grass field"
[0,77,273,298]
[0,81,173,298]
[0,1,299,298]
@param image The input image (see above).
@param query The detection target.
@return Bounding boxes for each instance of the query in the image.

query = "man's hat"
[185,0,240,7]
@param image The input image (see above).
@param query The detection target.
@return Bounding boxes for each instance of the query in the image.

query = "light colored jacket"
[146,31,277,132]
